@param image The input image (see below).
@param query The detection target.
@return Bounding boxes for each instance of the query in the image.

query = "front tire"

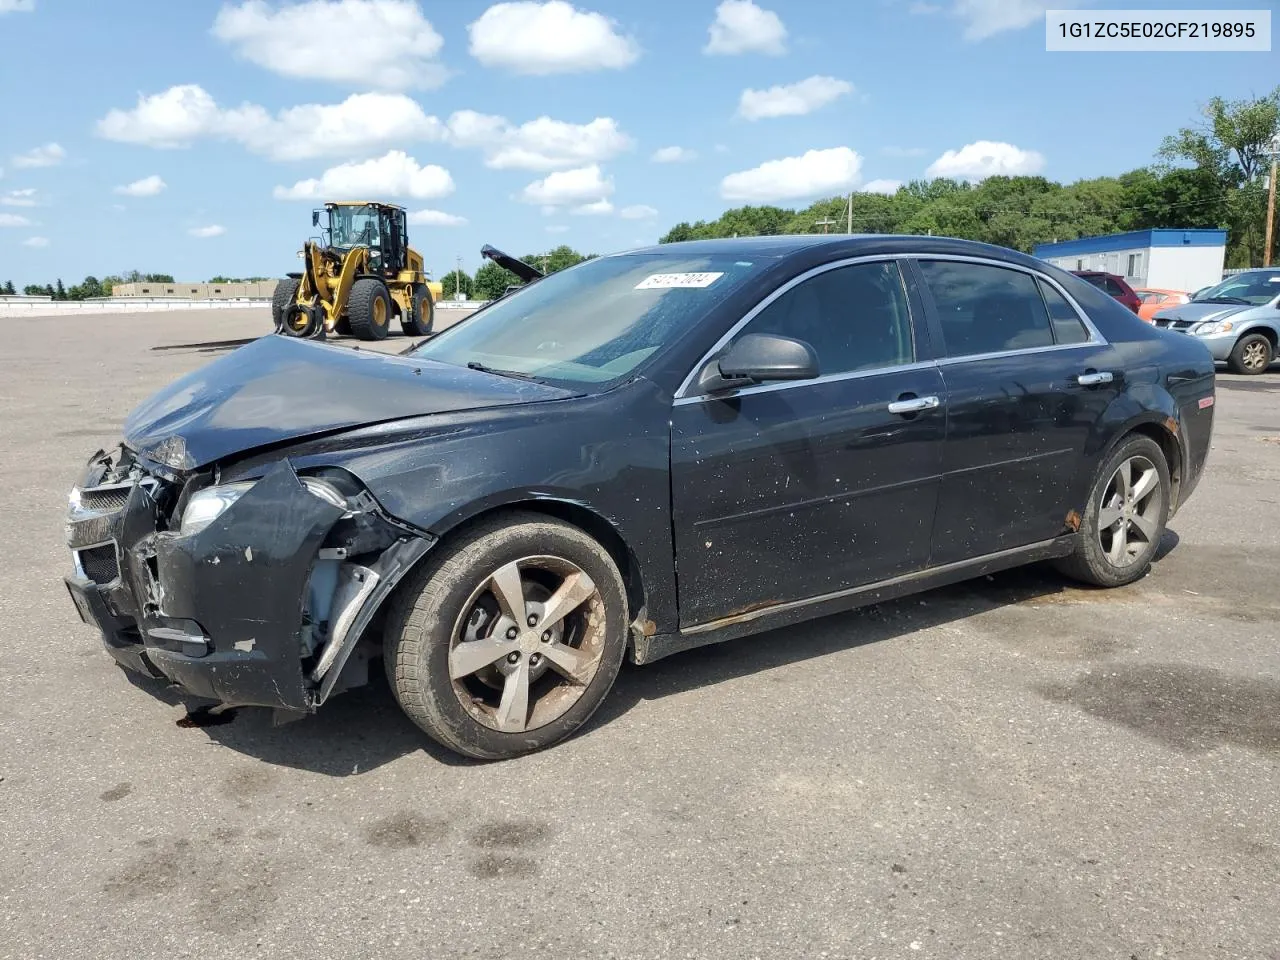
[271,278,300,332]
[401,284,434,337]
[1055,434,1170,588]
[384,513,628,760]
[1227,332,1273,375]
[347,278,391,341]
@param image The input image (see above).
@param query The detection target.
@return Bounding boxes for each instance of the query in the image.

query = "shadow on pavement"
[122,533,1181,774]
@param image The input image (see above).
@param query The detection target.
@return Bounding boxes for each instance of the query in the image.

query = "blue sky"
[0,0,1273,284]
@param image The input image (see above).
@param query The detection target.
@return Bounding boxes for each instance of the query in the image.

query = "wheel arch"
[1239,323,1278,348]
[1102,414,1185,516]
[428,498,650,628]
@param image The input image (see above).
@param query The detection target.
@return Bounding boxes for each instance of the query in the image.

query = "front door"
[670,258,946,628]
[911,258,1121,564]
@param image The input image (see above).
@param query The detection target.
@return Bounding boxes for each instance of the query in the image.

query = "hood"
[1153,301,1253,324]
[124,335,574,470]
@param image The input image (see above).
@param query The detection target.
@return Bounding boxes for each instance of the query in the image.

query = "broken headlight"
[179,477,351,535]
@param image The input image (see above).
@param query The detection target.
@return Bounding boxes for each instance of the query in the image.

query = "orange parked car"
[1134,288,1189,323]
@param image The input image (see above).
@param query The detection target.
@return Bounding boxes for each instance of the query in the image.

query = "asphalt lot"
[1,307,1278,960]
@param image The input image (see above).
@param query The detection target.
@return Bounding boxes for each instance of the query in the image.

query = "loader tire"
[271,278,300,332]
[347,278,392,341]
[401,284,434,337]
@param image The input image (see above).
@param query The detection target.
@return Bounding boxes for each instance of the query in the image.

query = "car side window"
[734,261,914,377]
[917,260,1054,357]
[1103,277,1126,296]
[1038,279,1091,344]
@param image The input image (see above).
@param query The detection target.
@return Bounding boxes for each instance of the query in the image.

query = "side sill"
[631,536,1077,665]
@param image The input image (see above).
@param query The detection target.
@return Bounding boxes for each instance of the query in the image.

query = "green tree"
[441,268,474,299]
[23,284,45,296]
[53,280,67,300]
[519,245,591,274]
[2,280,14,295]
[101,275,121,296]
[1159,87,1280,265]
[473,261,521,300]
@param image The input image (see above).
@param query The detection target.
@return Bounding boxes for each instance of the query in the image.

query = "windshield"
[328,205,380,248]
[1192,272,1280,305]
[410,253,765,387]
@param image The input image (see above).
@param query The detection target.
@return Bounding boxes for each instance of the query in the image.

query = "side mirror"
[312,210,321,227]
[697,333,818,394]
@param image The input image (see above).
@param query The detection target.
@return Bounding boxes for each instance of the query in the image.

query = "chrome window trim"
[673,252,1108,405]
[673,253,910,402]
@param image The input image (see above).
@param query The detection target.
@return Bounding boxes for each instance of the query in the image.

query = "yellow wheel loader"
[272,202,444,341]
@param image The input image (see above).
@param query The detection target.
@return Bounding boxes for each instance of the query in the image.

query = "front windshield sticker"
[634,272,725,290]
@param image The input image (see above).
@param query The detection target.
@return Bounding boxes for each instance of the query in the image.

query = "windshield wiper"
[1197,296,1251,305]
[465,361,544,382]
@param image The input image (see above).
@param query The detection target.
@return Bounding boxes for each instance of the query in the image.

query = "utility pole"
[813,217,837,234]
[847,191,853,233]
[1265,135,1279,267]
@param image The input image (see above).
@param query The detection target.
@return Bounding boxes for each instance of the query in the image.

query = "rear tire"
[401,284,434,337]
[347,278,391,341]
[271,278,299,332]
[383,512,628,760]
[1054,434,1170,588]
[1227,332,1273,375]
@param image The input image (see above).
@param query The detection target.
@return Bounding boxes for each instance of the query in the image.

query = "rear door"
[911,258,1120,565]
[669,258,946,627]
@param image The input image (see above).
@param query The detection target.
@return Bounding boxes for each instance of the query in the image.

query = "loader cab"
[321,202,408,275]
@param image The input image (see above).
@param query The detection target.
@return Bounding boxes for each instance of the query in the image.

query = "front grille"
[79,544,120,585]
[67,513,115,549]
[78,486,130,512]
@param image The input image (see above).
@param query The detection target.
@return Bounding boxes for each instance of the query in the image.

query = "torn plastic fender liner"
[128,460,346,711]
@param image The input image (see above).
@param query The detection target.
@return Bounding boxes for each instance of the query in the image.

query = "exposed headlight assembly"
[179,476,353,535]
[1193,320,1234,336]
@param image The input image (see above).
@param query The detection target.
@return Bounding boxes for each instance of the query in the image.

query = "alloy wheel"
[1242,339,1269,372]
[1096,455,1163,568]
[448,556,606,734]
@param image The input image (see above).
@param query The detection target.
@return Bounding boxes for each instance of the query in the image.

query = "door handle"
[887,395,941,415]
[1076,371,1114,386]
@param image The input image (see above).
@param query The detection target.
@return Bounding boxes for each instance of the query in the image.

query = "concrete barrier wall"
[0,297,486,319]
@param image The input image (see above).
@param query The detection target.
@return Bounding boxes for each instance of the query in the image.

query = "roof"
[1033,228,1227,258]
[618,233,1044,267]
[326,201,405,210]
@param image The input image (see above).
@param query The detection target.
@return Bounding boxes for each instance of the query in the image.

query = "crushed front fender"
[121,460,345,711]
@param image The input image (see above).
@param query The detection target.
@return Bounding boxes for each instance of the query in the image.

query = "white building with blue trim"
[1033,228,1226,292]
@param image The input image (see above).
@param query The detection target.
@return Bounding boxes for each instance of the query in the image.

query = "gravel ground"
[1,308,1277,960]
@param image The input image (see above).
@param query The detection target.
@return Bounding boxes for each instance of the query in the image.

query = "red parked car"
[1071,270,1141,314]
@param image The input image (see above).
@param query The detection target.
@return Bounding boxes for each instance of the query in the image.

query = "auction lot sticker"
[635,272,724,290]
[1046,9,1271,51]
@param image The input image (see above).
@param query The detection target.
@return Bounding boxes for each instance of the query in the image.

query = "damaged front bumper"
[64,449,431,713]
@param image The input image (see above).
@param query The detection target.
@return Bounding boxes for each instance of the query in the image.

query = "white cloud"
[97,85,445,162]
[469,1,639,75]
[651,145,696,163]
[545,224,569,233]
[12,143,65,168]
[926,140,1044,180]
[704,0,786,55]
[571,198,613,215]
[189,224,226,238]
[908,1,942,13]
[952,0,1068,40]
[114,175,167,197]
[22,236,49,247]
[212,0,447,89]
[274,150,455,201]
[861,179,903,195]
[1,188,38,207]
[721,147,862,202]
[0,213,33,227]
[619,204,657,220]
[883,145,926,157]
[446,110,630,170]
[738,76,853,121]
[0,1,35,13]
[519,164,612,207]
[407,208,467,226]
